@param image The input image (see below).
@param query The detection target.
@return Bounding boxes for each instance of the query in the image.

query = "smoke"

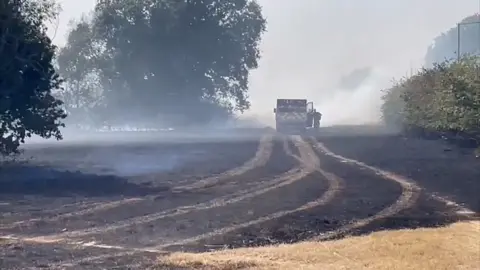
[243,0,479,128]
[336,67,374,91]
[315,67,392,126]
[241,67,392,127]
[46,0,480,131]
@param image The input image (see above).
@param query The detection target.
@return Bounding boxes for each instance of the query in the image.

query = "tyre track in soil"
[70,137,343,266]
[71,136,328,249]
[10,136,295,243]
[0,135,290,242]
[318,134,480,213]
[172,134,274,191]
[0,135,276,269]
[0,200,141,230]
[57,134,477,268]
[115,135,338,252]
[40,135,334,269]
[0,135,302,269]
[310,138,421,241]
[16,134,466,269]
[0,238,163,270]
[282,137,472,243]
[0,134,273,233]
[197,136,474,251]
[318,136,477,218]
[3,135,474,269]
[0,139,261,228]
[168,136,413,252]
[41,136,302,247]
[0,200,107,227]
[311,138,477,240]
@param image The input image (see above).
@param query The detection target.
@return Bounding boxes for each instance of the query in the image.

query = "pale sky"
[48,0,480,126]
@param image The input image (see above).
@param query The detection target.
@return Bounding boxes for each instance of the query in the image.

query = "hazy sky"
[48,0,480,126]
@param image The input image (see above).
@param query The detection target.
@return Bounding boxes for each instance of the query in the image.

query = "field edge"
[157,221,480,270]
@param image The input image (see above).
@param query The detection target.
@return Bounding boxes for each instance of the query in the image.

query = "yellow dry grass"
[159,221,480,270]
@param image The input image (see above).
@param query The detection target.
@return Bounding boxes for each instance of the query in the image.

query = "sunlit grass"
[158,221,480,270]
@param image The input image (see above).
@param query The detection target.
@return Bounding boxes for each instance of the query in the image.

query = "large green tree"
[0,0,67,155]
[58,0,266,127]
[425,14,480,67]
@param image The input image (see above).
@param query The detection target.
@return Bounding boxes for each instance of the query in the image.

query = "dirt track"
[0,127,478,269]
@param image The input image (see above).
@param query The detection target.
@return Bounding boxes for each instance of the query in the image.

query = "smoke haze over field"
[49,0,479,128]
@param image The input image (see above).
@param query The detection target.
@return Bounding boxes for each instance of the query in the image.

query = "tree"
[0,0,67,155]
[425,14,480,68]
[58,0,266,128]
[56,17,105,128]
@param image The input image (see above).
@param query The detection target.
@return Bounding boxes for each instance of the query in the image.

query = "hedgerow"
[381,56,480,146]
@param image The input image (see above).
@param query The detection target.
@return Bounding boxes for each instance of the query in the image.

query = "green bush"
[381,56,480,144]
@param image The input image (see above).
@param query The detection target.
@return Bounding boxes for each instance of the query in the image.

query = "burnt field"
[0,127,478,269]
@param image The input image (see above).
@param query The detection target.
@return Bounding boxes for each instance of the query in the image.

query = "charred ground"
[0,126,477,269]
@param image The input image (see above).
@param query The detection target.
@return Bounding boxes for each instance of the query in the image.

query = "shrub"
[381,56,480,145]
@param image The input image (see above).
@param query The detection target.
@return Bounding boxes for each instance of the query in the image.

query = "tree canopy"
[425,14,480,68]
[0,0,67,155]
[57,0,267,128]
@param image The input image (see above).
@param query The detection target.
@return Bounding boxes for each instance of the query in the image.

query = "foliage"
[425,14,480,68]
[380,78,407,130]
[383,13,480,149]
[57,0,267,127]
[55,16,105,128]
[381,56,480,144]
[0,0,67,156]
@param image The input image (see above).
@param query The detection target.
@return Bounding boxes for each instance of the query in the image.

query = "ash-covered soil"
[0,127,477,269]
[318,126,480,212]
